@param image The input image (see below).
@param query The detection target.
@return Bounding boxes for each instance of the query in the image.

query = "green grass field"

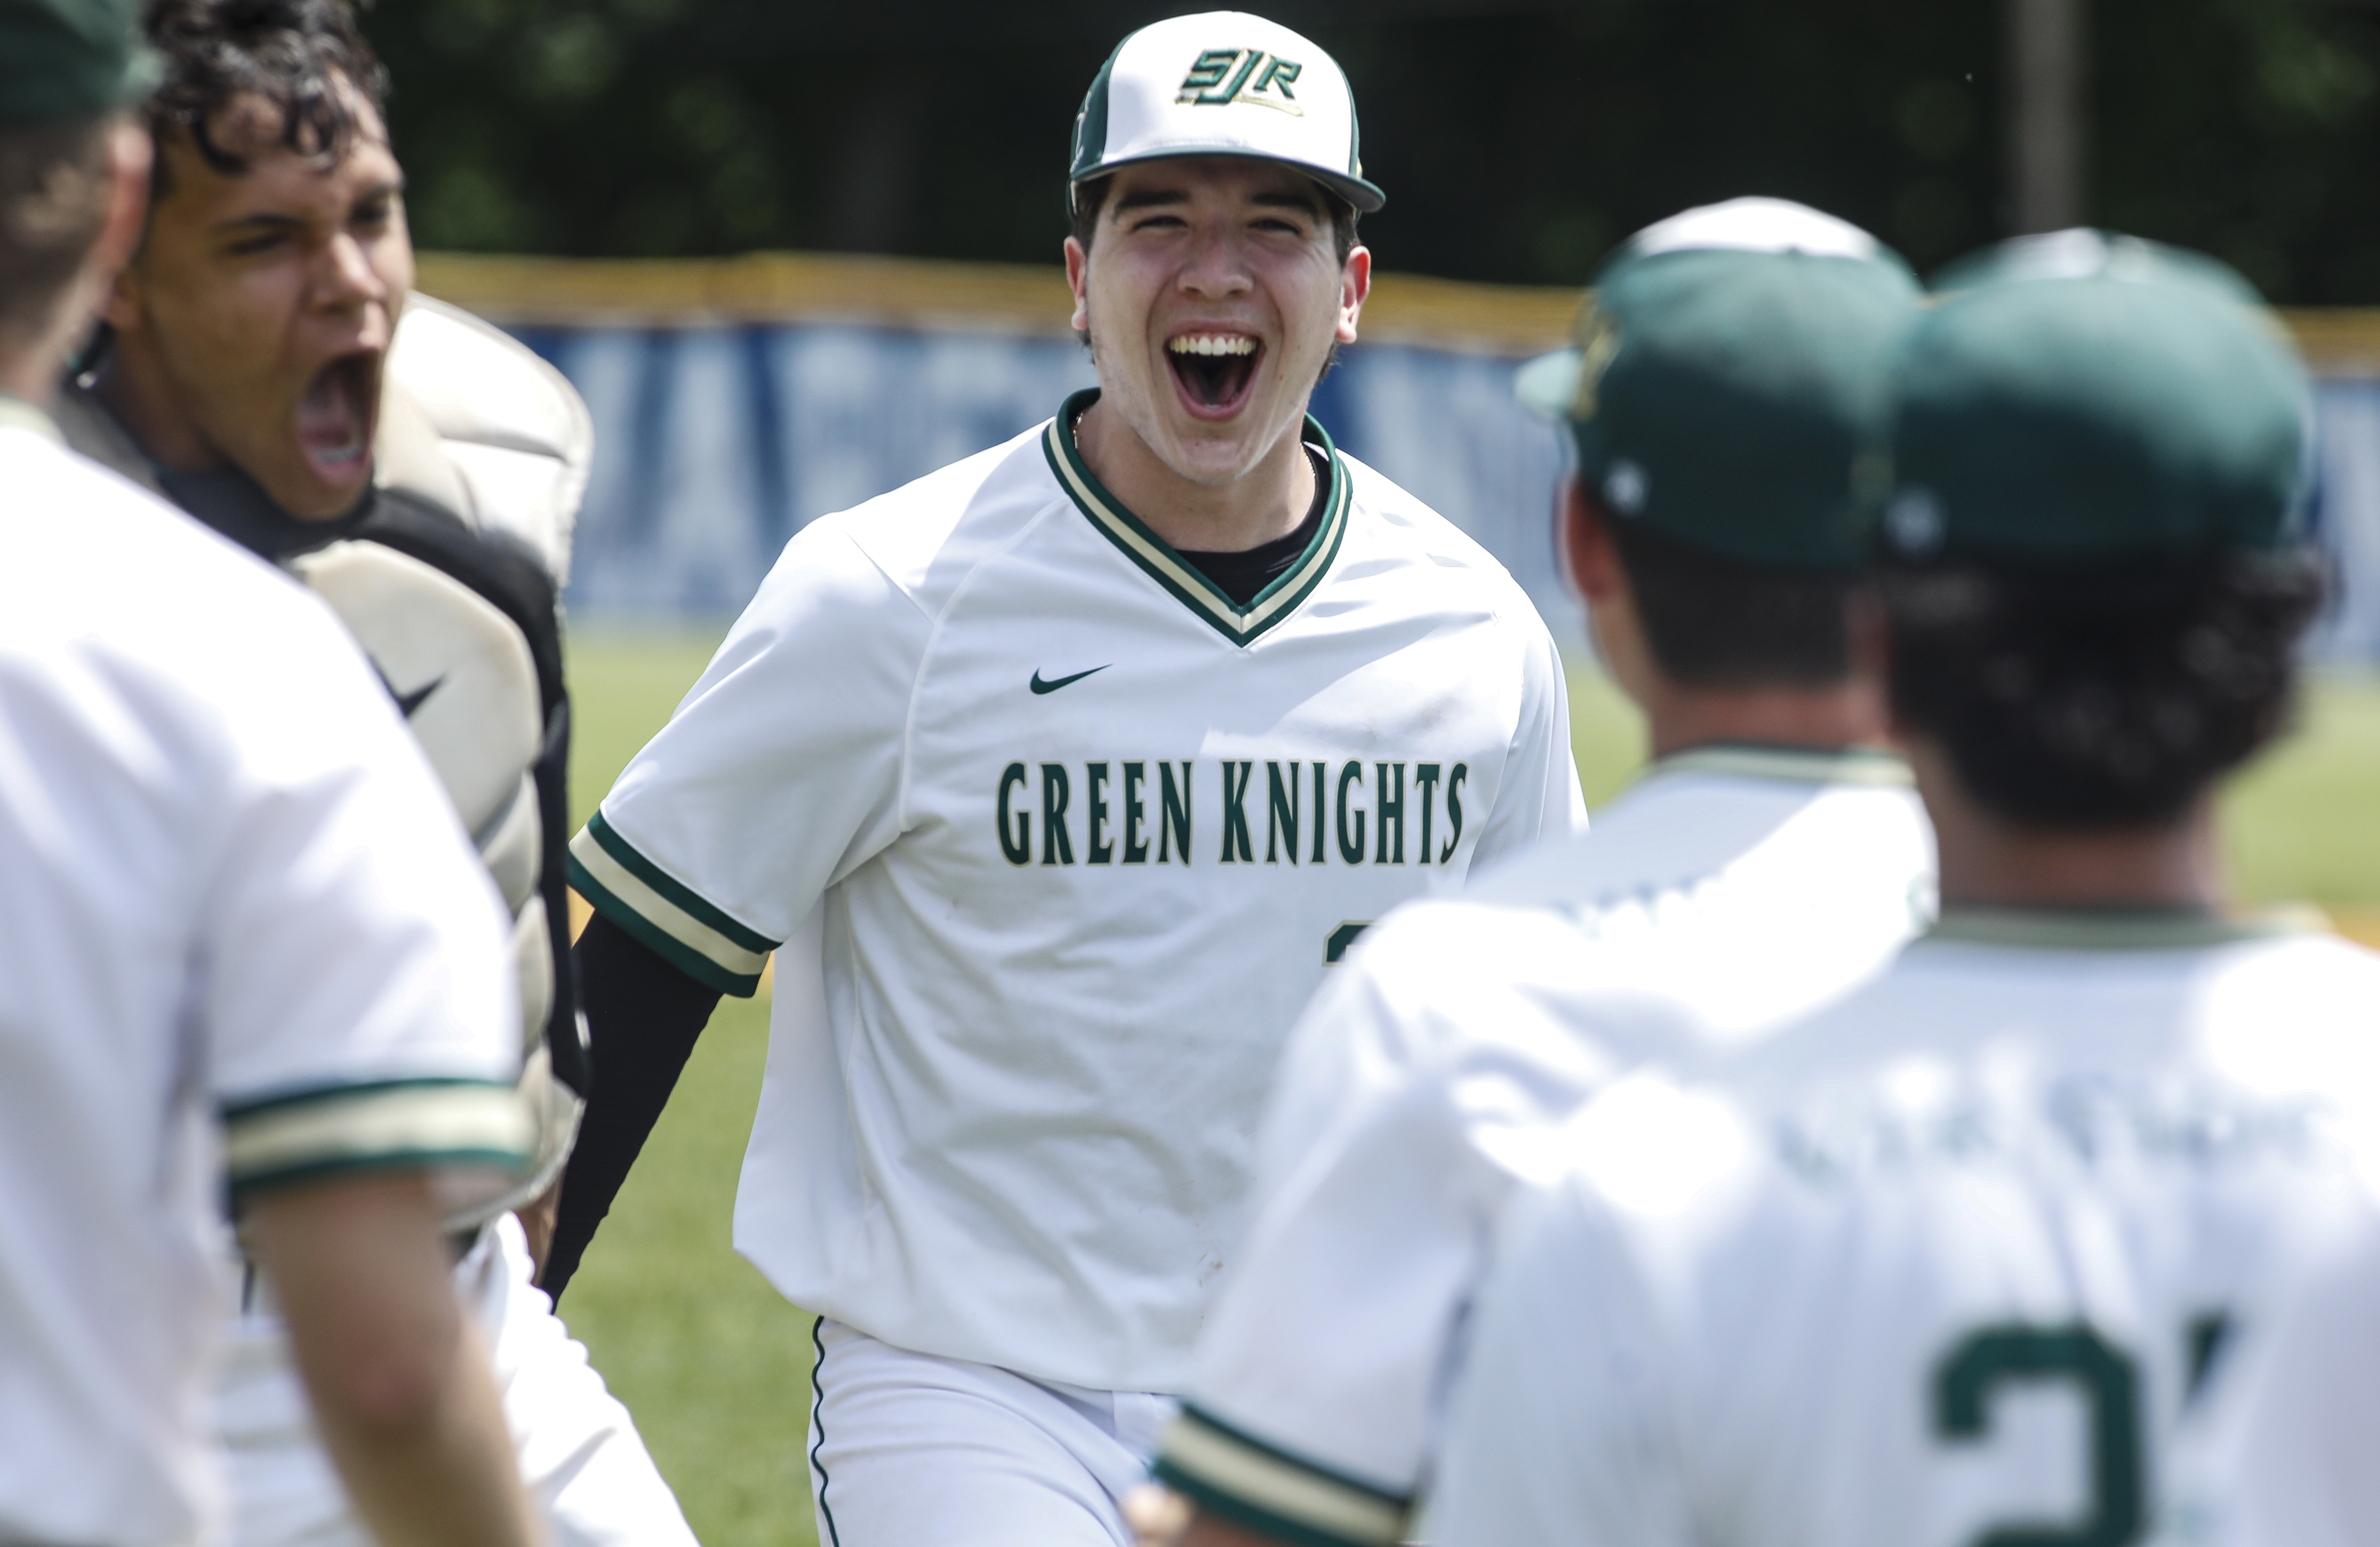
[557,628,2380,1546]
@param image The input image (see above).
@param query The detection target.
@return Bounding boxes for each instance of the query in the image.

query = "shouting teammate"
[0,2,534,1543]
[1430,236,2374,1545]
[548,10,1582,1543]
[1145,198,1937,1547]
[54,2,695,1542]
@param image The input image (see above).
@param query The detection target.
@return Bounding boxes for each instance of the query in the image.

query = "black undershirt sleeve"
[544,911,724,1301]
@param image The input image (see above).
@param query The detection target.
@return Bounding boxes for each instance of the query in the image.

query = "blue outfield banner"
[515,319,2380,659]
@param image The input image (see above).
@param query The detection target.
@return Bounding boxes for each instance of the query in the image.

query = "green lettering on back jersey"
[997,762,1032,865]
[1041,763,1075,866]
[1415,763,1442,866]
[1121,762,1151,863]
[1265,761,1301,864]
[1159,761,1192,863]
[1219,761,1256,863]
[1335,760,1366,865]
[1934,1325,2143,1547]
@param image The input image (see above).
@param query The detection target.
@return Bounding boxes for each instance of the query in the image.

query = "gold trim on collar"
[1924,907,2311,952]
[1648,742,1914,789]
[0,395,63,444]
[1042,389,1351,647]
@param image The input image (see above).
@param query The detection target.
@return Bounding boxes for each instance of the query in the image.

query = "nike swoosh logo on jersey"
[1030,665,1109,695]
[394,675,445,719]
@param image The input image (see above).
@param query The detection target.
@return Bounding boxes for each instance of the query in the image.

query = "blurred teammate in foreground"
[1141,198,1937,1547]
[54,0,695,1541]
[1431,236,2373,1546]
[0,2,536,1543]
[548,10,1581,1543]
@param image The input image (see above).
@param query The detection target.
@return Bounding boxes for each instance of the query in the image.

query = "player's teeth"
[1168,335,1256,357]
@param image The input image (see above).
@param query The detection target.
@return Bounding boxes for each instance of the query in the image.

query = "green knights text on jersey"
[997,757,1467,868]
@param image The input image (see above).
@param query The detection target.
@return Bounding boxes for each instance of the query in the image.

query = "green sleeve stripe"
[223,1074,513,1122]
[569,820,772,996]
[584,812,777,954]
[224,1079,530,1196]
[1153,1406,1410,1547]
[231,1148,533,1199]
[571,849,766,997]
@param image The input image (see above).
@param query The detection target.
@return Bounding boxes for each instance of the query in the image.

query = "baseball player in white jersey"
[0,4,536,1543]
[546,12,1582,1543]
[1430,235,2376,1546]
[55,2,695,1542]
[1145,198,1938,1547]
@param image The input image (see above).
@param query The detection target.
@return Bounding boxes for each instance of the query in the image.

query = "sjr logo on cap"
[1177,48,1305,115]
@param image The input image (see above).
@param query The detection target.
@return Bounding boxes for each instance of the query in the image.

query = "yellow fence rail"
[413,250,2380,370]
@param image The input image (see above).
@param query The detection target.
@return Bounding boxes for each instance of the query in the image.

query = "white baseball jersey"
[570,391,1583,1392]
[0,406,527,1547]
[1161,745,1934,1544]
[1431,912,2380,1547]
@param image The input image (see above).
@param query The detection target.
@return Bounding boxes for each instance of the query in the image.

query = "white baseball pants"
[805,1317,1177,1547]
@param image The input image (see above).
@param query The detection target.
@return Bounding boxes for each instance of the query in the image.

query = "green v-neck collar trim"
[1043,387,1351,647]
[1924,906,2308,952]
[0,395,62,443]
[1645,741,1914,789]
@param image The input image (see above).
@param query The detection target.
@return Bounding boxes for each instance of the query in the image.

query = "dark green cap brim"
[0,0,156,125]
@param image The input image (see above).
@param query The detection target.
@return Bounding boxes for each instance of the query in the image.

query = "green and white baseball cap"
[1069,11,1383,215]
[1516,198,1921,570]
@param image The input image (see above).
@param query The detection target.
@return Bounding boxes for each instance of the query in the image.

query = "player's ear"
[1562,477,1624,603]
[1337,246,1369,344]
[1064,236,1091,335]
[96,122,153,335]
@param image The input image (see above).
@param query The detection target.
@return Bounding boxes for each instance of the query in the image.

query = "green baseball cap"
[1516,198,1921,571]
[0,0,154,125]
[1882,231,2311,564]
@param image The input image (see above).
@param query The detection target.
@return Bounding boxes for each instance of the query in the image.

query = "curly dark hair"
[140,0,387,183]
[1609,517,1860,689]
[1880,549,2325,827]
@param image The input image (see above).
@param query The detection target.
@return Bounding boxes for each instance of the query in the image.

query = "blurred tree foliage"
[367,0,2380,300]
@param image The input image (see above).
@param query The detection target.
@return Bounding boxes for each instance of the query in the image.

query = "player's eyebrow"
[1250,189,1325,219]
[208,178,404,236]
[1111,186,1191,216]
[210,209,308,236]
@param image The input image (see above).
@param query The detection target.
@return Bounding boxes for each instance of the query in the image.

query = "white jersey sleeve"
[1463,623,1587,873]
[0,422,526,1547]
[568,517,927,994]
[200,587,530,1202]
[1163,761,1931,1543]
[1428,1164,1697,1547]
[1162,902,1623,1542]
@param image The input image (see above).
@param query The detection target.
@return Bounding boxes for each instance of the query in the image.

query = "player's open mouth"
[1166,332,1261,417]
[296,351,378,483]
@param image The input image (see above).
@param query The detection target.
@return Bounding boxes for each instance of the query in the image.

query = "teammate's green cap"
[1070,11,1383,216]
[1882,230,2311,564]
[0,0,155,125]
[1515,197,1920,571]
